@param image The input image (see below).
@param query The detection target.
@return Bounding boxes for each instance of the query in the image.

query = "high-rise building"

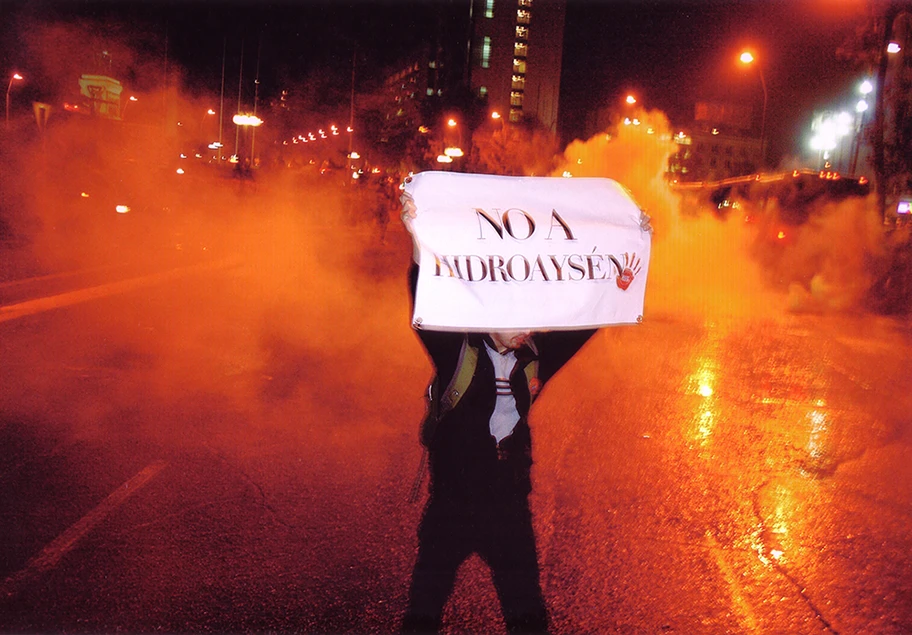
[468,0,566,133]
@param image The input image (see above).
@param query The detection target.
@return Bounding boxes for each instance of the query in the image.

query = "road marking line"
[0,460,168,599]
[704,531,761,633]
[0,258,237,324]
[0,263,129,291]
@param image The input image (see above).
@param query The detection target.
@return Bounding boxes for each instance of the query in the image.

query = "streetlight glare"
[739,51,755,65]
[859,80,874,95]
[887,42,901,54]
[232,114,263,127]
[491,111,501,120]
[625,94,636,105]
[12,73,23,81]
[447,118,457,127]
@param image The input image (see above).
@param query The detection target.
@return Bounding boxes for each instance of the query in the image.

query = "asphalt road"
[1,213,911,634]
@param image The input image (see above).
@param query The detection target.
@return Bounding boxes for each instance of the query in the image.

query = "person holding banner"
[399,190,599,634]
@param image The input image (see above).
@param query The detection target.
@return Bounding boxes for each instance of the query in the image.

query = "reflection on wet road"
[1,204,910,633]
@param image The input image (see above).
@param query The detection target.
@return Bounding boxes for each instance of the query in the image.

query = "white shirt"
[484,341,521,443]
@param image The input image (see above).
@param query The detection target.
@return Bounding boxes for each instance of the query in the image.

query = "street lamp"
[625,94,637,105]
[120,95,137,120]
[850,79,874,175]
[231,113,264,167]
[739,51,768,168]
[6,72,23,129]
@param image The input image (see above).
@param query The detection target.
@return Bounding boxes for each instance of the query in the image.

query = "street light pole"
[739,52,768,168]
[6,72,23,129]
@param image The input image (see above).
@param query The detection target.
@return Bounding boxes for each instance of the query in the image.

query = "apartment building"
[468,0,566,133]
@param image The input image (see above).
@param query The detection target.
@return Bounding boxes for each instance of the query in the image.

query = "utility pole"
[251,33,262,166]
[234,40,244,161]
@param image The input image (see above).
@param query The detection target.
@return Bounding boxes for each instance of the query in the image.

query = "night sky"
[1,0,874,163]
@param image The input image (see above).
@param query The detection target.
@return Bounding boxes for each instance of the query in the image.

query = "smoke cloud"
[0,20,903,453]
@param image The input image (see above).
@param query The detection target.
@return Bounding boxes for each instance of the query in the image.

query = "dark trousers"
[401,482,549,634]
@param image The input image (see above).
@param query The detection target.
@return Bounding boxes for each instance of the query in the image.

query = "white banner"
[403,171,651,331]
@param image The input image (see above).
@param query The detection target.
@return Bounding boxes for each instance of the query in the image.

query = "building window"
[513,58,526,74]
[479,86,488,97]
[517,9,531,25]
[518,0,532,6]
[509,108,522,122]
[481,36,492,68]
[485,0,494,18]
[426,88,434,96]
[510,91,524,107]
[516,26,529,40]
[514,42,528,57]
[511,74,525,90]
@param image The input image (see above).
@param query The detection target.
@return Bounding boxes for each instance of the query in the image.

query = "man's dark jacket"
[409,264,595,502]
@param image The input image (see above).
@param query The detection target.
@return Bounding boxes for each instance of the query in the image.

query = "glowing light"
[347,126,353,133]
[777,231,786,239]
[206,108,215,115]
[625,94,636,105]
[179,153,187,159]
[128,95,137,102]
[809,112,853,151]
[371,167,381,174]
[418,126,430,134]
[859,80,874,95]
[739,51,755,65]
[887,42,901,54]
[897,201,911,215]
[12,72,23,81]
[176,168,185,175]
[444,147,464,158]
[115,205,131,214]
[491,111,502,119]
[856,100,868,113]
[80,192,90,198]
[711,128,719,135]
[562,171,573,178]
[436,154,453,163]
[698,385,714,398]
[447,118,457,127]
[349,151,361,159]
[232,114,263,126]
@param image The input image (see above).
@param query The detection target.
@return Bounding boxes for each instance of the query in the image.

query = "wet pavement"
[1,216,911,634]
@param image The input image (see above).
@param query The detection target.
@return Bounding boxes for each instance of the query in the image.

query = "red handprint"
[616,252,642,290]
